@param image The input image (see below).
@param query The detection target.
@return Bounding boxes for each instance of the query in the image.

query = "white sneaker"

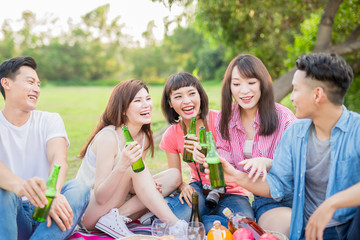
[168,220,188,239]
[95,208,134,238]
[139,211,156,225]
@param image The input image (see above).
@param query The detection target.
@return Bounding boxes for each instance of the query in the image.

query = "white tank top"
[76,125,145,189]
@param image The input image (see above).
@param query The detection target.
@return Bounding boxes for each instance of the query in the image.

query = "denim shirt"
[266,106,360,239]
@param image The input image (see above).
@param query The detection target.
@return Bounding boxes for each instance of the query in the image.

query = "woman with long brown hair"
[218,54,295,236]
[195,54,296,236]
[76,79,187,238]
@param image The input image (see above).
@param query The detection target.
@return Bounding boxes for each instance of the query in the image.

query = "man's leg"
[0,189,33,240]
[31,179,90,239]
[344,206,360,240]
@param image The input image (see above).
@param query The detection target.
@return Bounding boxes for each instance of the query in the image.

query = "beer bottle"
[206,132,225,188]
[189,191,202,223]
[182,117,196,162]
[198,127,208,173]
[222,207,265,237]
[122,125,145,172]
[32,164,61,222]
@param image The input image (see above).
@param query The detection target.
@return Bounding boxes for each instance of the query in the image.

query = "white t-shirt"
[0,110,69,181]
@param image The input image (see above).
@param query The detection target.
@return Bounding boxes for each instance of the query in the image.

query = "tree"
[154,0,360,102]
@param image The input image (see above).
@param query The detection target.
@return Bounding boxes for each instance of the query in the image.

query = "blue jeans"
[165,181,254,232]
[0,179,90,240]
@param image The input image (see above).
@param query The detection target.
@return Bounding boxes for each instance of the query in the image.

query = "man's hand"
[204,156,240,184]
[305,200,336,240]
[47,194,74,231]
[14,177,48,208]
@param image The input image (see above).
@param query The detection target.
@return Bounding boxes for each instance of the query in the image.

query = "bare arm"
[0,156,48,208]
[166,151,194,207]
[306,182,360,240]
[205,156,272,198]
[46,137,73,230]
[92,131,140,205]
[46,137,68,193]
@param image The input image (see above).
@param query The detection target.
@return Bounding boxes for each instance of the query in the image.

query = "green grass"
[0,83,223,181]
[0,82,298,181]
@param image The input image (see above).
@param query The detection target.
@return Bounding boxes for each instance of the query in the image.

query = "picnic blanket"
[69,221,152,240]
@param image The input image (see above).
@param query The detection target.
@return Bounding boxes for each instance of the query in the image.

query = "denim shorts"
[252,193,293,221]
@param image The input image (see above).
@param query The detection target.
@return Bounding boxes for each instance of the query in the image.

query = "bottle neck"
[199,128,206,145]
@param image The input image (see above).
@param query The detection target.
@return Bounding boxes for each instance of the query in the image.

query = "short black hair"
[161,72,209,124]
[296,53,353,105]
[0,56,37,99]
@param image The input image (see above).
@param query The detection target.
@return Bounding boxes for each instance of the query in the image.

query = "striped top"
[215,103,296,194]
[160,109,244,195]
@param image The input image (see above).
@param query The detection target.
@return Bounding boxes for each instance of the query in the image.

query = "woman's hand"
[183,135,199,154]
[239,157,272,182]
[154,180,162,194]
[192,142,206,164]
[116,141,142,171]
[178,182,196,207]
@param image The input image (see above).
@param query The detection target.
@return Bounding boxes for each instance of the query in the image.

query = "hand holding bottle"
[119,141,143,170]
[15,176,48,208]
[192,142,206,164]
[183,135,199,154]
[204,156,241,184]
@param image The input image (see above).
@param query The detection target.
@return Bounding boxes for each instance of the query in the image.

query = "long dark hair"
[79,79,154,158]
[219,54,278,141]
[161,72,209,125]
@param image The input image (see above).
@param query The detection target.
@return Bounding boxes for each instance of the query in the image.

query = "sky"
[0,0,185,45]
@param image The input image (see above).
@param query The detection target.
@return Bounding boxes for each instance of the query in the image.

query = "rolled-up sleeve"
[266,126,295,201]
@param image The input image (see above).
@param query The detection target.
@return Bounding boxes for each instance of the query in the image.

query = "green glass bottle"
[122,125,145,172]
[182,117,196,162]
[206,132,226,188]
[32,164,61,222]
[189,191,202,223]
[198,127,208,173]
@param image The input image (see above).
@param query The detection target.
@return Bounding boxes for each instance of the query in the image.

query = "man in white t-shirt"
[0,56,90,239]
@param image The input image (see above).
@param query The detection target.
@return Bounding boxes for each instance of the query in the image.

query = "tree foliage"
[0,4,127,82]
[155,0,360,112]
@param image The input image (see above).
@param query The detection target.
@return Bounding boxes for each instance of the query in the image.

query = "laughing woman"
[160,72,252,232]
[76,80,187,238]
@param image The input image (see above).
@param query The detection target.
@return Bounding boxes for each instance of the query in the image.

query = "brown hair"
[79,79,154,158]
[219,54,278,141]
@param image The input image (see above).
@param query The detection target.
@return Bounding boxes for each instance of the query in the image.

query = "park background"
[0,0,359,180]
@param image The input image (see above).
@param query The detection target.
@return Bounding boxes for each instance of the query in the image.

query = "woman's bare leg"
[119,167,179,225]
[258,207,292,236]
[81,169,133,229]
[118,168,181,219]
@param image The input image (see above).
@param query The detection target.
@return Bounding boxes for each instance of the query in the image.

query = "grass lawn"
[0,82,224,181]
[0,81,295,181]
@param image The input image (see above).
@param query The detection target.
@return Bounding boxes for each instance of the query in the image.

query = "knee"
[62,179,90,210]
[0,188,18,206]
[0,189,19,216]
[168,168,182,188]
